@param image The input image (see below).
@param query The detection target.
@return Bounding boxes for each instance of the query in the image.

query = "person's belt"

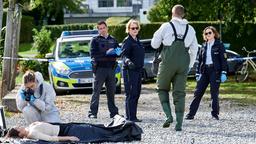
[205,64,213,67]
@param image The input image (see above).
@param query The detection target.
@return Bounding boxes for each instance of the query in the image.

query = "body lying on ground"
[4,115,143,143]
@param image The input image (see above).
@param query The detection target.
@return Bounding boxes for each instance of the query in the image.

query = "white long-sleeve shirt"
[27,122,60,141]
[206,40,215,65]
[151,17,198,68]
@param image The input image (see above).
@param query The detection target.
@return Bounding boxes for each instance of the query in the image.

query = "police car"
[45,30,121,94]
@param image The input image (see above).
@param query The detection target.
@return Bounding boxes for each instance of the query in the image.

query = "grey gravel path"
[6,83,256,144]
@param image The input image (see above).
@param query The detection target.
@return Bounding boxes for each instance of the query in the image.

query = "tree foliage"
[30,0,84,24]
[32,27,52,56]
[3,0,84,25]
[148,0,256,25]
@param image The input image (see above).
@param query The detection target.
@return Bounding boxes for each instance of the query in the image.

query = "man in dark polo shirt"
[88,21,120,119]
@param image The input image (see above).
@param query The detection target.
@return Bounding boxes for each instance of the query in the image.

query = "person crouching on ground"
[16,70,61,124]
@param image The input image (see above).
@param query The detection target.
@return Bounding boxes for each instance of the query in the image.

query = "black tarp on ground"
[3,115,143,144]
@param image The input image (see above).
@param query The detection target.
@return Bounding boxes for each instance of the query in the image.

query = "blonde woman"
[121,19,145,122]
[16,70,61,124]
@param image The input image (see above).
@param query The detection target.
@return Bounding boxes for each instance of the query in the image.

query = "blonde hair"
[203,26,220,41]
[125,19,140,33]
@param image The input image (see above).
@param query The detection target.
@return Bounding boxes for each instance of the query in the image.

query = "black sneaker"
[212,115,219,120]
[88,114,97,119]
[185,114,194,120]
[132,119,142,122]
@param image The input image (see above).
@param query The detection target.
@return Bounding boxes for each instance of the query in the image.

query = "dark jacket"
[121,34,145,70]
[196,39,228,74]
[90,35,119,68]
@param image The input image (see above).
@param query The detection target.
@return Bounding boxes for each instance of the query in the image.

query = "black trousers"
[89,67,119,117]
[122,69,142,121]
[188,66,220,117]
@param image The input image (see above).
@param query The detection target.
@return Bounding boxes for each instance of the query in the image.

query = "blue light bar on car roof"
[61,30,99,38]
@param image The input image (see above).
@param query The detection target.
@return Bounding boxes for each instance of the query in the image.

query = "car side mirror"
[45,53,54,59]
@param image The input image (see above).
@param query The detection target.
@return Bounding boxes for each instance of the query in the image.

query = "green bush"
[20,28,52,79]
[32,27,52,55]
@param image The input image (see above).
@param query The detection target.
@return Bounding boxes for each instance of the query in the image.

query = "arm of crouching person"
[16,87,28,112]
[32,83,56,112]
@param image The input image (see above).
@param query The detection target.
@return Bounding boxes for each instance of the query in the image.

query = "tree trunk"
[1,0,15,98]
[0,0,3,38]
[10,4,22,90]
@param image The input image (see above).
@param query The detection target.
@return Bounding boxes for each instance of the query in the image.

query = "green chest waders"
[157,22,190,131]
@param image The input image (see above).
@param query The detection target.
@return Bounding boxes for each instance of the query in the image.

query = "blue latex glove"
[114,47,122,56]
[195,73,201,82]
[106,47,122,56]
[30,95,36,103]
[19,90,26,100]
[221,72,227,83]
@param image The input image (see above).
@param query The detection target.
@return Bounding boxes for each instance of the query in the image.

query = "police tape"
[1,57,51,62]
[227,56,256,62]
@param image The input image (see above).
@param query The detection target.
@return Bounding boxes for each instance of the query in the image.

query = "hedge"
[2,11,35,43]
[108,22,256,56]
[44,23,95,40]
[43,22,256,56]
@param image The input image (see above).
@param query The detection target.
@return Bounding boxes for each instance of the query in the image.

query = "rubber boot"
[175,112,184,131]
[158,90,173,128]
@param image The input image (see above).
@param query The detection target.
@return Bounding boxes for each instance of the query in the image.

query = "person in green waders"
[151,4,198,131]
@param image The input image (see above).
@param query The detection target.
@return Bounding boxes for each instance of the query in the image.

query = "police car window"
[59,41,90,58]
[142,42,155,53]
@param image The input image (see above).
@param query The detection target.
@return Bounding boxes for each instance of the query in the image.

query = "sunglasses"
[204,31,212,35]
[130,27,139,30]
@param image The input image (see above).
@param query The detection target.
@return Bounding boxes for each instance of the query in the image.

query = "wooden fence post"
[10,4,22,90]
[1,0,15,98]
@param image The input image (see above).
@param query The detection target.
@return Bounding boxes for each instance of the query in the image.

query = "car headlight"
[52,62,71,75]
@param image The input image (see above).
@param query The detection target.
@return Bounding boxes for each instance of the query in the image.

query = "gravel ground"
[6,83,256,144]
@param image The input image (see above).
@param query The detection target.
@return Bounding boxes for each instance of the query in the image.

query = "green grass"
[19,43,37,57]
[186,76,256,105]
[15,72,23,84]
[106,17,131,25]
[18,42,55,58]
[19,43,33,52]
